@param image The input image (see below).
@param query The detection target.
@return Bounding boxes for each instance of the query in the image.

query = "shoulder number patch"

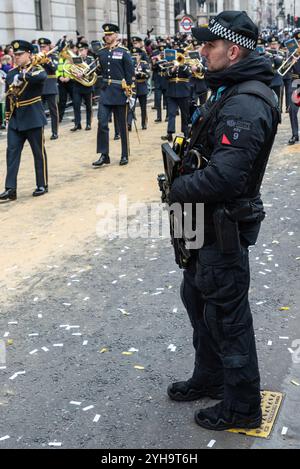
[221,117,253,148]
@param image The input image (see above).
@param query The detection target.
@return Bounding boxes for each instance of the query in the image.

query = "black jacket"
[6,64,47,131]
[170,53,279,240]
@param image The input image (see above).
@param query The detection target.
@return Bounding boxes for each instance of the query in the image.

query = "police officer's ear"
[226,43,242,62]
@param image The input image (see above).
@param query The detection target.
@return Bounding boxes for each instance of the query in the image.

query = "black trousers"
[289,100,299,137]
[167,96,190,137]
[283,79,292,110]
[128,94,148,127]
[181,242,261,414]
[97,103,129,158]
[42,94,58,134]
[73,88,92,127]
[58,80,73,121]
[6,126,48,190]
[155,86,168,120]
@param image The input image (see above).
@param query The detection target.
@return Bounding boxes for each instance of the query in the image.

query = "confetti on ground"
[264,285,270,289]
[173,308,178,313]
[48,442,62,447]
[83,405,94,411]
[82,340,88,346]
[29,349,38,355]
[9,371,25,380]
[279,337,289,340]
[207,440,216,448]
[62,303,72,306]
[8,321,18,325]
[128,348,139,352]
[70,401,82,406]
[122,352,133,356]
[280,307,290,311]
[281,427,288,436]
[291,380,300,387]
[168,344,177,352]
[0,366,7,370]
[6,339,13,345]
[118,308,130,316]
[83,297,90,301]
[99,348,109,353]
[3,332,9,338]
[256,301,266,305]
[38,314,43,318]
[41,347,49,352]
[93,414,101,423]
[288,348,294,354]
[134,365,145,370]
[72,333,82,336]
[53,344,63,347]
[0,436,10,442]
[28,333,39,337]
[267,341,273,346]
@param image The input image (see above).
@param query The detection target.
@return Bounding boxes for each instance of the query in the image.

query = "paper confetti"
[280,307,290,311]
[281,427,288,436]
[9,371,25,380]
[0,435,10,442]
[99,348,109,354]
[134,365,145,370]
[207,440,216,448]
[70,401,81,406]
[168,344,177,352]
[48,442,62,447]
[122,352,133,356]
[290,380,300,387]
[93,414,101,423]
[83,405,94,412]
[29,349,38,355]
[128,348,139,352]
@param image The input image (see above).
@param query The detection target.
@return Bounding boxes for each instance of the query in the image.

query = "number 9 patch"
[220,117,253,148]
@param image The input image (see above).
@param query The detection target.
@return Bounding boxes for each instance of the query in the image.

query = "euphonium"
[278,47,300,77]
[61,47,98,87]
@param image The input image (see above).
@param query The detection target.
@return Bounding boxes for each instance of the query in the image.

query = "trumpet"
[60,46,98,87]
[278,47,300,76]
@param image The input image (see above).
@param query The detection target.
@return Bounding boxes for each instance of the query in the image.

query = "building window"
[35,0,43,30]
[208,1,218,14]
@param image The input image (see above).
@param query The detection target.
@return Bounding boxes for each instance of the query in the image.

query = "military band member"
[38,38,59,140]
[70,41,94,131]
[190,44,208,106]
[56,50,73,123]
[131,37,149,62]
[0,40,48,201]
[288,31,300,145]
[93,24,135,168]
[267,36,284,111]
[128,48,150,130]
[161,49,192,142]
[152,45,169,122]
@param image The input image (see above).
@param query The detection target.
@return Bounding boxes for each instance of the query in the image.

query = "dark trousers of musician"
[155,87,168,120]
[97,104,129,158]
[270,85,283,113]
[128,95,147,128]
[167,97,189,137]
[58,81,73,122]
[193,91,208,106]
[289,100,299,137]
[5,126,48,189]
[109,110,120,138]
[283,79,292,111]
[42,94,58,135]
[181,239,261,414]
[73,90,92,127]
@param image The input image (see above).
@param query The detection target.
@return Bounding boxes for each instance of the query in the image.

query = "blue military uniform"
[71,42,95,131]
[93,23,135,167]
[267,38,284,111]
[288,59,300,144]
[38,38,59,139]
[162,57,192,140]
[0,40,48,201]
[152,46,169,122]
[128,49,150,129]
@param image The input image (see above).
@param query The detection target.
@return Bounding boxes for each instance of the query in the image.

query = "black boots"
[167,379,224,402]
[119,156,128,166]
[288,135,299,145]
[161,133,173,142]
[0,188,17,201]
[194,401,262,431]
[32,186,48,197]
[70,125,82,132]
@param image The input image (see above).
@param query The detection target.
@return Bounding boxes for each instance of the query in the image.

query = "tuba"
[60,46,98,87]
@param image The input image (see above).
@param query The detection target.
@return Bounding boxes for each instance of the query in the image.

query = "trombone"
[278,46,300,76]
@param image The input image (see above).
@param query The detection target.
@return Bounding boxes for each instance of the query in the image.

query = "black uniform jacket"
[6,64,47,131]
[97,44,135,105]
[170,53,279,237]
[135,60,150,96]
[166,64,192,98]
[42,53,59,95]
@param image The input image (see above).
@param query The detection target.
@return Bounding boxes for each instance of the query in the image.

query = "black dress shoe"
[50,133,58,140]
[194,401,262,431]
[167,380,224,402]
[114,134,120,140]
[0,188,17,201]
[142,125,147,130]
[32,186,48,197]
[128,125,132,132]
[92,154,110,167]
[70,125,82,131]
[154,118,162,123]
[119,156,128,166]
[85,125,91,131]
[288,136,299,145]
[161,133,173,142]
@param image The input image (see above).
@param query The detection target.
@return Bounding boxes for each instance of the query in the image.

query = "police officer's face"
[201,40,240,72]
[14,51,31,67]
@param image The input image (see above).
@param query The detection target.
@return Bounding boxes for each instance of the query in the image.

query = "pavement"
[0,103,299,449]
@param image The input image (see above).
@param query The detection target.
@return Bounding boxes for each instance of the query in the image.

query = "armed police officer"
[38,38,59,140]
[166,11,280,431]
[93,24,135,168]
[0,40,48,201]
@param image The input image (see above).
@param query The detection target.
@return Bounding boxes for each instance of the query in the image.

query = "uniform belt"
[136,79,147,83]
[103,78,123,85]
[169,78,190,83]
[292,73,300,79]
[16,97,42,108]
[47,75,57,78]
